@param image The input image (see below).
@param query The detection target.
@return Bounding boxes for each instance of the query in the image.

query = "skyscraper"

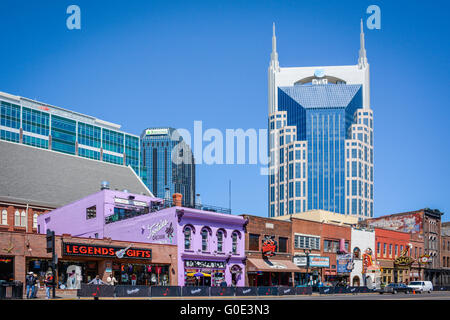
[141,128,196,207]
[268,22,373,220]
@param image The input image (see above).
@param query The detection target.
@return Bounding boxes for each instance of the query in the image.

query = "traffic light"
[46,229,55,253]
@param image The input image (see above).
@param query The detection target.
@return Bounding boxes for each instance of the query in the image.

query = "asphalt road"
[68,291,450,300]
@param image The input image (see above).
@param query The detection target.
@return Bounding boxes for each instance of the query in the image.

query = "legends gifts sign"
[63,242,152,260]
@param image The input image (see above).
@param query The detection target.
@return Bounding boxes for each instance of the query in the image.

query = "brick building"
[364,208,444,285]
[441,222,450,285]
[0,140,153,237]
[374,228,412,284]
[0,230,178,289]
[241,215,299,287]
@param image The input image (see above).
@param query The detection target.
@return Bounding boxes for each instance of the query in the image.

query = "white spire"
[270,22,279,70]
[358,19,368,68]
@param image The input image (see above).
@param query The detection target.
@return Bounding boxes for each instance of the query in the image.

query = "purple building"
[37,189,247,287]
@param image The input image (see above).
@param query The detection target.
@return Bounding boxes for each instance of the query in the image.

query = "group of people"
[25,271,55,299]
[88,274,119,285]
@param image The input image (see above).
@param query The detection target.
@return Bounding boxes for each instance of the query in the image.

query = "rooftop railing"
[105,199,231,224]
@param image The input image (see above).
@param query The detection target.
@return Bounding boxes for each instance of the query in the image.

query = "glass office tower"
[268,23,373,220]
[0,91,141,176]
[141,128,195,207]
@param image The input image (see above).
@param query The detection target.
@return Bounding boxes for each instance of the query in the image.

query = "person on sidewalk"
[25,272,36,299]
[32,273,39,298]
[88,275,105,285]
[44,272,54,299]
[106,274,118,286]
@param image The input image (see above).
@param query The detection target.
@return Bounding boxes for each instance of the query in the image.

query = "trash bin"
[0,282,6,299]
[12,281,23,299]
[0,281,23,299]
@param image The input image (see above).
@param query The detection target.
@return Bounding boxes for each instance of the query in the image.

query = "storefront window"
[116,263,169,286]
[0,257,14,281]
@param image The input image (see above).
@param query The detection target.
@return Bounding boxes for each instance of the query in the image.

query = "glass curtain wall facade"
[141,128,195,207]
[0,92,141,176]
[269,84,373,218]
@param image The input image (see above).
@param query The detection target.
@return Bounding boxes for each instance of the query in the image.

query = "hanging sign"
[261,236,277,257]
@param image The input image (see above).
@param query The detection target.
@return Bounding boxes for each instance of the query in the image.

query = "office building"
[141,128,195,207]
[268,22,373,219]
[0,91,141,176]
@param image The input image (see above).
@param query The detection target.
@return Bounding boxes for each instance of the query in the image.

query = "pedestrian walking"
[33,274,39,298]
[44,272,54,299]
[106,274,118,286]
[25,272,36,299]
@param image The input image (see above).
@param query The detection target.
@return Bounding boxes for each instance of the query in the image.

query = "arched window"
[14,210,20,226]
[184,226,192,250]
[232,231,240,254]
[1,210,7,225]
[21,211,27,227]
[217,230,224,253]
[33,213,38,229]
[201,227,211,252]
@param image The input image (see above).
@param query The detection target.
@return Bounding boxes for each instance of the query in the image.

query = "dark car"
[378,283,412,294]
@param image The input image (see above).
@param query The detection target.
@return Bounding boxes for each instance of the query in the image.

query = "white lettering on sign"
[312,78,328,85]
[146,219,169,239]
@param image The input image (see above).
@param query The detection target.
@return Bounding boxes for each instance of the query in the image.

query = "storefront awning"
[247,258,301,273]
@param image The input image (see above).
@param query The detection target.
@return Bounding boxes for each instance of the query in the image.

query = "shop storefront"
[247,257,299,286]
[183,260,227,286]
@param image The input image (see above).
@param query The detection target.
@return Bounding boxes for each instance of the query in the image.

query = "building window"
[232,232,239,254]
[201,228,209,252]
[217,230,224,253]
[86,206,97,220]
[184,226,192,250]
[249,234,259,251]
[389,244,392,256]
[33,213,38,229]
[1,210,7,225]
[377,242,380,256]
[14,210,21,227]
[353,247,361,259]
[278,237,288,253]
[383,243,386,256]
[295,235,320,250]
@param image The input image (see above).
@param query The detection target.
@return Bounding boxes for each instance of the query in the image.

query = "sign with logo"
[309,256,329,268]
[184,260,226,269]
[63,243,152,260]
[394,256,415,266]
[419,255,431,264]
[145,128,169,136]
[337,254,353,273]
[261,236,277,257]
[362,253,373,273]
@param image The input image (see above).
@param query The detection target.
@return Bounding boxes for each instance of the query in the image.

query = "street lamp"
[304,249,311,286]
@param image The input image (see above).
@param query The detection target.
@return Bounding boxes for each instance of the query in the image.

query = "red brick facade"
[0,230,178,287]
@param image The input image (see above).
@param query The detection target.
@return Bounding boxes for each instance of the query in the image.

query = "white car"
[408,281,433,293]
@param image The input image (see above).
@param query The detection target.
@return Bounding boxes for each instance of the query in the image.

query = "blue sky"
[0,0,449,220]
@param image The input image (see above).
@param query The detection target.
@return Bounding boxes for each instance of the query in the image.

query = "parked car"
[407,281,433,293]
[378,283,412,294]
